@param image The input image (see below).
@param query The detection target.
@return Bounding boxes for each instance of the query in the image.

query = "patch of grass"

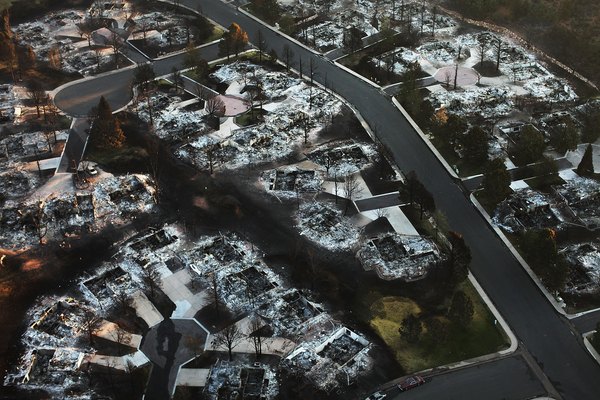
[367,283,508,373]
[87,144,149,173]
[473,189,501,214]
[235,108,266,126]
[207,26,225,43]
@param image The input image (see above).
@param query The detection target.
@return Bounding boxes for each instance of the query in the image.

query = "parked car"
[398,375,425,391]
[365,391,387,400]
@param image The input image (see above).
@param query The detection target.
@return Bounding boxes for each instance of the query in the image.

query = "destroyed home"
[358,232,443,281]
[562,241,600,296]
[203,360,278,400]
[283,327,372,392]
[493,188,560,233]
[296,201,362,252]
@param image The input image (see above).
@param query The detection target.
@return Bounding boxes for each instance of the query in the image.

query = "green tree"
[133,63,155,93]
[576,144,594,176]
[448,231,470,284]
[249,0,281,24]
[461,126,488,165]
[425,317,449,343]
[534,156,558,187]
[550,120,579,154]
[89,96,125,150]
[515,125,545,164]
[398,61,421,116]
[482,158,511,205]
[399,314,422,343]
[448,291,474,328]
[521,228,567,293]
[581,108,600,143]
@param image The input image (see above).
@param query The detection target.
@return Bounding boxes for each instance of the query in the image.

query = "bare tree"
[205,143,218,174]
[141,263,161,299]
[282,44,294,71]
[114,323,129,356]
[115,290,130,314]
[109,32,124,67]
[478,38,488,66]
[249,317,263,359]
[170,66,183,93]
[213,324,244,361]
[343,174,362,214]
[211,272,220,317]
[81,308,100,345]
[309,58,317,85]
[77,21,93,47]
[206,96,226,117]
[256,29,266,63]
[26,80,46,118]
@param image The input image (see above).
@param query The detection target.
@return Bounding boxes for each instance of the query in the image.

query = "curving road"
[53,42,221,117]
[53,1,600,399]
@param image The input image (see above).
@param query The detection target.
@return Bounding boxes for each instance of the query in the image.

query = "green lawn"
[368,281,509,373]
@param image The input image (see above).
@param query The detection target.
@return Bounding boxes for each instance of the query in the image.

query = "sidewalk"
[160,269,209,318]
[94,319,143,348]
[131,290,164,327]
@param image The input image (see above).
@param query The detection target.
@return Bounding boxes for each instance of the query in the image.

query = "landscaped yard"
[367,281,508,373]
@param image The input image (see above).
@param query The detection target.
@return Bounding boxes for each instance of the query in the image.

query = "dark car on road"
[398,375,425,391]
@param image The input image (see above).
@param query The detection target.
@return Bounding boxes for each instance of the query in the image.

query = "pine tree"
[482,157,511,206]
[399,314,422,343]
[576,144,594,176]
[448,231,470,284]
[448,291,474,328]
[89,96,125,151]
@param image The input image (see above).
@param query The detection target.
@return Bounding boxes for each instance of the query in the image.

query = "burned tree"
[206,95,226,117]
[170,66,183,93]
[343,173,362,214]
[249,317,263,359]
[81,308,100,345]
[213,324,244,361]
[26,80,46,118]
[141,263,161,300]
[282,44,294,71]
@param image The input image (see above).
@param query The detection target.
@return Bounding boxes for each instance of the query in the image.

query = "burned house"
[265,168,319,193]
[283,327,372,392]
[554,177,600,229]
[82,267,131,302]
[493,188,559,233]
[257,289,323,337]
[203,360,277,400]
[562,241,600,295]
[358,233,443,281]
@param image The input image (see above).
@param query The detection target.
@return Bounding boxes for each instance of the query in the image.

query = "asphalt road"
[53,42,220,117]
[572,310,600,334]
[52,1,600,398]
[387,356,546,400]
[187,1,600,399]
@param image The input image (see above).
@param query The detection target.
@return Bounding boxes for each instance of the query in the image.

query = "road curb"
[49,63,138,99]
[583,331,600,367]
[469,193,567,316]
[468,272,518,355]
[390,97,459,179]
[237,4,382,90]
[379,272,518,391]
